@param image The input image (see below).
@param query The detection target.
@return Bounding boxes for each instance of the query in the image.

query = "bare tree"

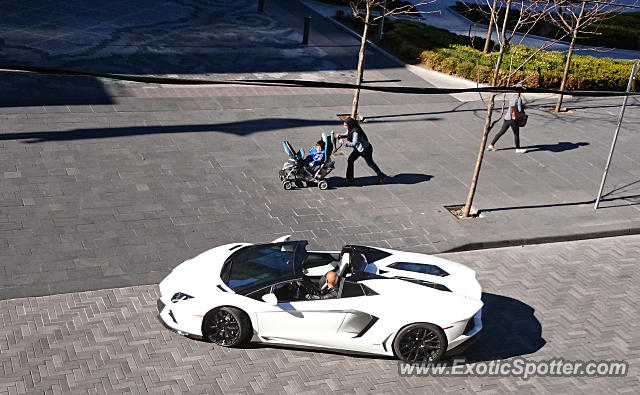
[550,0,619,113]
[483,0,499,53]
[462,0,555,217]
[347,0,433,118]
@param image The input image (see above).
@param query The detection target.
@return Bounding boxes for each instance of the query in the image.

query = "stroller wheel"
[318,180,328,190]
[283,181,293,190]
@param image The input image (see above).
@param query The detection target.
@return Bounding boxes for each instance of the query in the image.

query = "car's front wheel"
[393,323,446,363]
[202,307,252,347]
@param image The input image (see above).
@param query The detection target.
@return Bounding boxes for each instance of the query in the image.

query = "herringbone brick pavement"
[1,235,638,394]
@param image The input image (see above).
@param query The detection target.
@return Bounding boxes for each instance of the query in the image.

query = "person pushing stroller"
[335,117,387,186]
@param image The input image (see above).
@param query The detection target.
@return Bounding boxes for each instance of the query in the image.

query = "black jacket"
[305,286,338,300]
[339,117,370,153]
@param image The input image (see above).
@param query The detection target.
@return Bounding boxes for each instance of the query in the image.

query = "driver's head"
[325,271,337,287]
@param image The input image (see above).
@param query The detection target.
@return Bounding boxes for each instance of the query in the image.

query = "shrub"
[475,65,493,83]
[439,57,459,74]
[419,50,445,69]
[383,19,637,91]
[397,43,422,63]
[456,61,475,79]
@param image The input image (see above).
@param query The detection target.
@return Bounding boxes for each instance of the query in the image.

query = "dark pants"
[346,146,383,180]
[491,120,520,149]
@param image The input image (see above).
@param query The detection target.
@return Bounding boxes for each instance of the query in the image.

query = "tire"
[202,307,252,347]
[318,180,328,190]
[283,181,293,190]
[393,323,446,363]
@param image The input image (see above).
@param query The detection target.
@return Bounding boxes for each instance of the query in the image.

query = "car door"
[254,281,347,346]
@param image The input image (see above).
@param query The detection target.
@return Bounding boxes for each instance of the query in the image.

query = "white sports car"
[158,236,483,362]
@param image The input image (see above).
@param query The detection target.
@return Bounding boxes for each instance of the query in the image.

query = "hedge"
[381,19,638,91]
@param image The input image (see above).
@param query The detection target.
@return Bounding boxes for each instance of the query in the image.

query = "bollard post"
[258,0,264,12]
[594,60,639,209]
[377,0,387,42]
[302,16,311,45]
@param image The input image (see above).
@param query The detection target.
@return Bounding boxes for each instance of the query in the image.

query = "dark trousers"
[346,146,383,180]
[491,120,520,149]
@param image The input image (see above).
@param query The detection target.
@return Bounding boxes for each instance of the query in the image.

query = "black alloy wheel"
[202,307,251,347]
[393,323,446,363]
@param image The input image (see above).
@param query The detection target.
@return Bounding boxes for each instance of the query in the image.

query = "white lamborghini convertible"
[158,236,483,362]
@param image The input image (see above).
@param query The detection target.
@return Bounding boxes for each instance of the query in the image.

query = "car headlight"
[171,292,194,303]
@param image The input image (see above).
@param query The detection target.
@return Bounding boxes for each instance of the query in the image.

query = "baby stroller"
[279,132,335,190]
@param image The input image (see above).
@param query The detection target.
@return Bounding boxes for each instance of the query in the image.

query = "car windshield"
[223,241,307,294]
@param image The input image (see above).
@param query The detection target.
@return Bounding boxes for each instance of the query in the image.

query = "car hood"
[159,243,251,299]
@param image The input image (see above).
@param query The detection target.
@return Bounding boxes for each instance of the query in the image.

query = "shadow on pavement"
[364,102,471,121]
[1,117,452,142]
[480,192,640,212]
[523,141,589,153]
[463,292,546,362]
[0,75,113,107]
[492,141,589,153]
[325,174,433,187]
[0,118,340,142]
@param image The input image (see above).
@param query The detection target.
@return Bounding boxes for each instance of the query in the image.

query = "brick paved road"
[1,235,638,394]
[2,0,640,308]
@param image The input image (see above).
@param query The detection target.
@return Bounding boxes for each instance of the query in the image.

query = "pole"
[377,0,387,42]
[594,60,639,209]
[258,0,264,12]
[302,16,311,45]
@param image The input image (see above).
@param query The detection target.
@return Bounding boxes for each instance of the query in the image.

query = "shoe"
[515,148,527,154]
[487,145,495,151]
[343,179,354,187]
[377,174,387,185]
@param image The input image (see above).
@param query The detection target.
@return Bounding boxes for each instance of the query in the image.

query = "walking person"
[335,117,387,186]
[487,90,527,154]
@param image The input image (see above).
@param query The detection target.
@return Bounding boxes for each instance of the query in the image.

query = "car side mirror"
[262,293,278,306]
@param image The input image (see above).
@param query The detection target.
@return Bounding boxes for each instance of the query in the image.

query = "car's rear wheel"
[393,323,446,363]
[202,307,252,347]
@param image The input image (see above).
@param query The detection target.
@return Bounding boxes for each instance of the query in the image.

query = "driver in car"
[300,271,338,300]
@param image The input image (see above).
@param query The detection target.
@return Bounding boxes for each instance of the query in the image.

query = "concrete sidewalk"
[0,0,639,299]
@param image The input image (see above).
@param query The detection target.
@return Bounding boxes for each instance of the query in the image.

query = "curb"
[443,226,640,253]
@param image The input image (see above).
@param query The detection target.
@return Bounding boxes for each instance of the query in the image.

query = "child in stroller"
[279,132,335,190]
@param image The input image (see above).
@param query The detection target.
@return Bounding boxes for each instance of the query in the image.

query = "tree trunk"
[483,0,498,54]
[463,0,513,218]
[351,2,371,119]
[554,2,585,113]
